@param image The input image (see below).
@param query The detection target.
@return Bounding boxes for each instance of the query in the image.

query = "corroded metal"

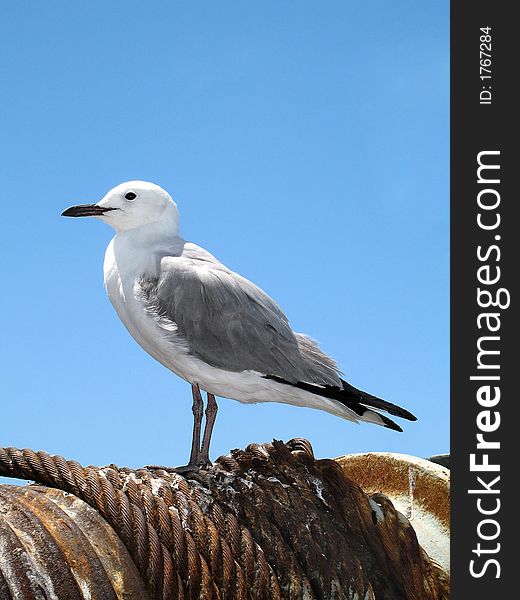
[0,485,150,599]
[336,451,450,574]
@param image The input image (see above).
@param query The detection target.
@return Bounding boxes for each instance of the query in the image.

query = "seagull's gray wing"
[137,245,341,386]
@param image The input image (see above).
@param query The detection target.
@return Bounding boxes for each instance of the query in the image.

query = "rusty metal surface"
[336,452,450,574]
[0,485,150,600]
[0,441,449,600]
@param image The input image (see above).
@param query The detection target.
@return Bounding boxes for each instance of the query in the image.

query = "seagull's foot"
[145,463,200,474]
[145,460,211,474]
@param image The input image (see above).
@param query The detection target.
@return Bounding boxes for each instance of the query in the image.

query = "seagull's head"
[62,181,179,233]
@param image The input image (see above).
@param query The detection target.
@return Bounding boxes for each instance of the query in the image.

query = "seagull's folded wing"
[137,252,313,382]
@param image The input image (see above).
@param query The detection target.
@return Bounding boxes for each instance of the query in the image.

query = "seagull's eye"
[124,192,137,201]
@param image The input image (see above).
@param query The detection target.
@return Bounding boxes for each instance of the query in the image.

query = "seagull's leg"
[146,383,204,473]
[187,383,204,466]
[199,392,218,467]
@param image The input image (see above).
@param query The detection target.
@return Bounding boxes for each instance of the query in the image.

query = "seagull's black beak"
[61,204,118,217]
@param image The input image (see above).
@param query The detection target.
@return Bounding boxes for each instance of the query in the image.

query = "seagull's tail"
[264,375,417,432]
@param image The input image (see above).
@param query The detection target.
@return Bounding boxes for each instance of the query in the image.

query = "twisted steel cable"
[0,440,449,600]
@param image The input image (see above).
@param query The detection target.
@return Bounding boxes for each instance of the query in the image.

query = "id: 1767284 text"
[480,27,492,105]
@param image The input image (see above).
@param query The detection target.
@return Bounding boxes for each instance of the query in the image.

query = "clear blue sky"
[0,1,448,477]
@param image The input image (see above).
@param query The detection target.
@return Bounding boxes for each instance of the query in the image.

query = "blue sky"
[0,1,448,477]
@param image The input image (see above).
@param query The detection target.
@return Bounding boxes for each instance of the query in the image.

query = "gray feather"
[295,334,342,385]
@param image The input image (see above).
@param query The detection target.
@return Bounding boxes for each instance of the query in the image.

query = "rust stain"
[0,486,84,599]
[44,487,150,599]
[9,485,116,599]
[335,452,450,529]
[0,485,150,600]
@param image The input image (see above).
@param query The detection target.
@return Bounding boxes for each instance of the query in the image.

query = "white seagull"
[62,181,416,470]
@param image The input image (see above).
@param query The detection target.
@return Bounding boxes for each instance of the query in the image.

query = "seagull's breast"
[103,237,190,377]
[103,235,227,391]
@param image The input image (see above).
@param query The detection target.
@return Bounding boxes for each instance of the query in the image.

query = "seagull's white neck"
[109,214,183,280]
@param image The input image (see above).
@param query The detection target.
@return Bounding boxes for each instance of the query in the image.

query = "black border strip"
[451,2,514,596]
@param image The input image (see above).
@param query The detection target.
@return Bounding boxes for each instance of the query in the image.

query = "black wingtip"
[386,405,417,422]
[380,415,404,432]
[340,378,417,422]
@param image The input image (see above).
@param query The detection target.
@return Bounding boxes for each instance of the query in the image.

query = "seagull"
[62,181,416,470]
